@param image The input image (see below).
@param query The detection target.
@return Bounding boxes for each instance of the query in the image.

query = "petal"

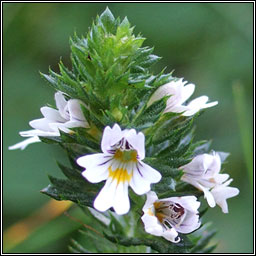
[29,118,53,132]
[20,129,59,137]
[182,109,200,117]
[55,91,68,116]
[214,173,229,184]
[129,165,151,195]
[216,199,228,214]
[48,120,87,134]
[162,228,180,243]
[222,178,233,187]
[77,153,110,183]
[93,178,116,212]
[181,176,216,207]
[183,96,217,116]
[125,129,145,159]
[48,122,71,133]
[181,82,195,103]
[113,181,130,215]
[164,104,189,114]
[165,80,185,107]
[203,188,216,207]
[175,211,201,234]
[8,136,41,150]
[182,96,208,116]
[142,191,159,212]
[101,124,123,154]
[198,178,217,189]
[205,152,221,177]
[188,95,209,107]
[211,183,239,213]
[130,162,161,195]
[138,161,162,183]
[141,214,163,236]
[181,154,210,177]
[40,106,66,122]
[165,196,200,213]
[68,99,87,122]
[182,153,220,178]
[64,120,88,128]
[93,177,130,215]
[147,81,177,107]
[202,101,218,109]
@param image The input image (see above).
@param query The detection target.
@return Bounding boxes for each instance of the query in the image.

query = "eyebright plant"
[9,8,239,253]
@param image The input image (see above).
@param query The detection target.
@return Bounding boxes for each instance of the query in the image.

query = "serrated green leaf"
[103,234,189,253]
[190,230,217,253]
[158,189,203,199]
[140,54,161,68]
[191,140,212,156]
[132,96,167,129]
[116,17,131,39]
[144,158,181,178]
[216,151,230,163]
[152,115,194,145]
[153,71,174,88]
[39,136,62,144]
[109,213,126,236]
[99,7,116,34]
[152,177,176,193]
[69,239,92,253]
[57,162,82,180]
[199,207,209,218]
[196,243,218,253]
[158,156,190,168]
[41,176,100,208]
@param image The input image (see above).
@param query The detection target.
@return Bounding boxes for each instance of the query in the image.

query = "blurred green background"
[3,3,253,253]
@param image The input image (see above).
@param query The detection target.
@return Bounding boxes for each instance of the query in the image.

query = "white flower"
[148,78,218,116]
[9,91,89,150]
[141,191,200,243]
[180,152,239,213]
[211,179,239,213]
[77,124,162,215]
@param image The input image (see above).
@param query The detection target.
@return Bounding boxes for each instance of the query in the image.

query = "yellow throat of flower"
[114,149,138,162]
[107,149,138,186]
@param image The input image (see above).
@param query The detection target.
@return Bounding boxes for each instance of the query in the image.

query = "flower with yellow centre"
[77,124,162,215]
[141,191,201,243]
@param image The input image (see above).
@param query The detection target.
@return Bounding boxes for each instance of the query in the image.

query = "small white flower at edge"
[148,78,218,116]
[9,91,89,150]
[141,191,200,243]
[180,152,239,213]
[76,124,162,215]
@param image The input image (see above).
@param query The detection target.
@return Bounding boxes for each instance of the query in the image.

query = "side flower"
[148,78,218,116]
[180,152,239,213]
[9,91,89,150]
[141,191,200,243]
[77,124,162,215]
